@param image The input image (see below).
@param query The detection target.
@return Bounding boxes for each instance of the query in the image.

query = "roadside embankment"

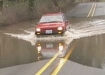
[0,0,77,27]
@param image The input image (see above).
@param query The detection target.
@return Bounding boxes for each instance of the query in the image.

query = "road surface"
[0,2,105,75]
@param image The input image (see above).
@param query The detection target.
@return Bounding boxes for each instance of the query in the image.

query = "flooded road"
[0,2,105,75]
[70,34,105,69]
[0,17,105,70]
[0,31,37,68]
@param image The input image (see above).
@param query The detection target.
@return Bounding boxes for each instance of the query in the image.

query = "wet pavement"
[0,2,105,75]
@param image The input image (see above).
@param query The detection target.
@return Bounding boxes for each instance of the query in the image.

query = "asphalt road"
[0,2,105,75]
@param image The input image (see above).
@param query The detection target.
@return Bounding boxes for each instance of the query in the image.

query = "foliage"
[0,0,71,26]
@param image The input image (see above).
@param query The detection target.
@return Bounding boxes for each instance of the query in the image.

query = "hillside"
[0,0,103,26]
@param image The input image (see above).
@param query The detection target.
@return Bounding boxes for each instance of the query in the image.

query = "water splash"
[4,30,70,46]
[68,19,105,39]
[5,32,37,46]
[4,19,105,45]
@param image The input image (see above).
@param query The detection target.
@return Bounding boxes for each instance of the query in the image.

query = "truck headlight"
[36,28,41,32]
[58,27,63,30]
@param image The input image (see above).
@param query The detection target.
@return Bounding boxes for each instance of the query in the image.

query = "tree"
[28,0,35,20]
[8,0,13,1]
[28,0,34,11]
[0,1,3,11]
[52,0,58,7]
[51,0,60,12]
[70,0,75,3]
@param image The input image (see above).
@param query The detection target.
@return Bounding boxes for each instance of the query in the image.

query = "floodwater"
[0,17,105,71]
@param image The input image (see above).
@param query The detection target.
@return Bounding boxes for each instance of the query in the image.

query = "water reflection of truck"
[36,39,72,60]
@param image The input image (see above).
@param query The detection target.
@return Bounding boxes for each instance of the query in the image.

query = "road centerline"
[35,52,59,75]
[87,3,95,17]
[91,3,97,17]
[51,43,76,75]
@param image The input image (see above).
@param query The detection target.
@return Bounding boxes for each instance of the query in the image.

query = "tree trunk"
[28,0,34,20]
[28,0,34,11]
[52,0,59,7]
[52,0,60,12]
[0,1,3,11]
